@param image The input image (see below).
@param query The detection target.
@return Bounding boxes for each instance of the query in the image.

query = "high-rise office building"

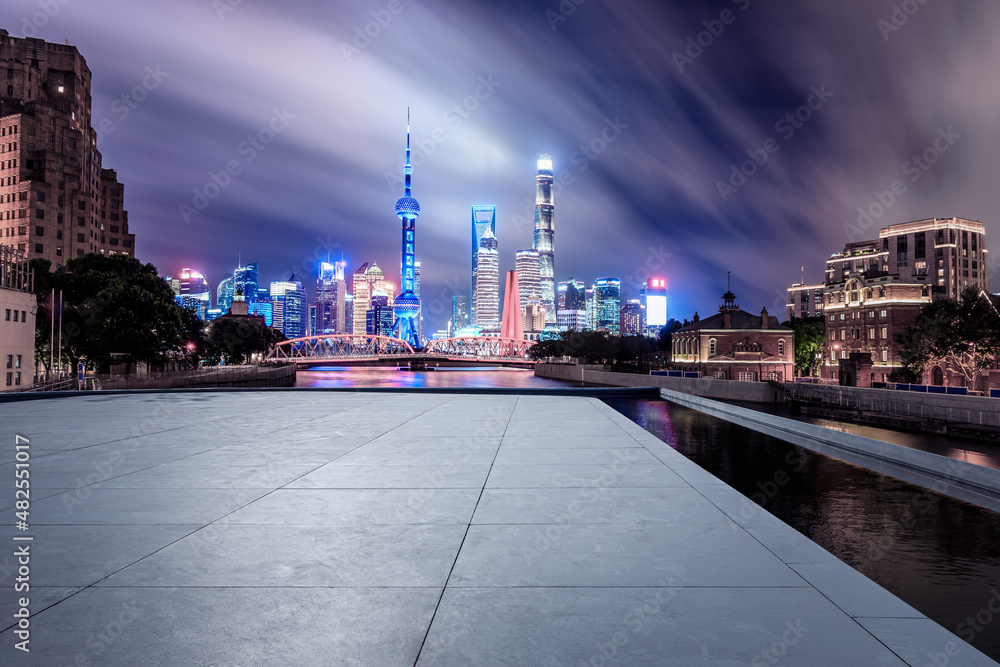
[533,154,556,325]
[523,304,547,336]
[234,263,259,303]
[642,278,667,336]
[392,111,422,348]
[345,294,354,334]
[217,275,235,313]
[556,278,586,332]
[247,301,272,326]
[0,31,135,266]
[414,261,422,341]
[450,295,468,337]
[270,275,306,338]
[620,299,644,336]
[316,260,346,334]
[471,205,497,323]
[366,290,394,336]
[168,269,210,320]
[585,287,596,330]
[515,249,542,335]
[352,262,394,335]
[475,227,500,333]
[594,278,621,333]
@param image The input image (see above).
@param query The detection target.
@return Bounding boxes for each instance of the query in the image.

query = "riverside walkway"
[0,391,995,665]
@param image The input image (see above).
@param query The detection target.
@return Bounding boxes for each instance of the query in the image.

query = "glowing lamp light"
[537,157,553,171]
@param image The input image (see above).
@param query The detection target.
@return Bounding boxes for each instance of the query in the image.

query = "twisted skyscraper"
[392,110,422,348]
[533,154,556,324]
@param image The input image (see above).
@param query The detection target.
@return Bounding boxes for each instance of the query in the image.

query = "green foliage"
[656,318,685,352]
[529,330,653,371]
[206,316,285,365]
[50,253,200,373]
[897,287,1000,387]
[781,316,825,376]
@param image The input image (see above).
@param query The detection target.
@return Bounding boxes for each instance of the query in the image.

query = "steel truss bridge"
[266,334,535,365]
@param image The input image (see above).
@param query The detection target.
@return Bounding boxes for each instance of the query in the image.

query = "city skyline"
[1,1,998,335]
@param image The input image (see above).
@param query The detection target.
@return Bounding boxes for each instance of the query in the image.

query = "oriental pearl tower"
[392,109,422,349]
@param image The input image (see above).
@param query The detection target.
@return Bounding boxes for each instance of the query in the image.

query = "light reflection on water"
[295,366,579,389]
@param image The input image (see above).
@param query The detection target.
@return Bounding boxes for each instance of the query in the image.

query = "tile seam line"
[412,394,518,666]
[0,395,456,633]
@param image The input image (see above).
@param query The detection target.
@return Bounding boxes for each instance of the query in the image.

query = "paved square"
[0,391,994,665]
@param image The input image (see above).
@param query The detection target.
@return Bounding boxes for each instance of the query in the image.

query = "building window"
[4,309,9,321]
[880,309,887,318]
[881,326,888,339]
[879,287,886,298]
[881,348,888,362]
[778,339,785,356]
[5,372,10,386]
[34,226,44,236]
[868,327,875,339]
[840,329,846,341]
[709,338,717,356]
[35,209,44,219]
[14,372,20,386]
[14,355,21,369]
[868,310,875,318]
[5,355,11,368]
[33,243,42,253]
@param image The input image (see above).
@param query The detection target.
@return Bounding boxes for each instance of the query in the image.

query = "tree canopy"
[38,254,206,373]
[781,316,825,376]
[206,316,286,365]
[528,330,653,370]
[897,287,1000,387]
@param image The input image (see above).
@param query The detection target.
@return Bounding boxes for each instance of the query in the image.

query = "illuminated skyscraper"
[217,274,235,313]
[234,263,259,303]
[642,278,668,336]
[594,278,621,334]
[586,287,596,330]
[620,299,644,336]
[352,262,394,335]
[450,295,468,336]
[471,205,497,323]
[392,110,422,348]
[270,275,307,338]
[533,154,556,325]
[344,294,354,334]
[367,290,395,336]
[475,227,500,333]
[316,260,347,334]
[168,269,211,320]
[414,261,422,341]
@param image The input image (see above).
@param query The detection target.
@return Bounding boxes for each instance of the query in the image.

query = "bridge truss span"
[423,336,533,360]
[267,334,416,361]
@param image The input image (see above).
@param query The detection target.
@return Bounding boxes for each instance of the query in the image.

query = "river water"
[297,368,1000,660]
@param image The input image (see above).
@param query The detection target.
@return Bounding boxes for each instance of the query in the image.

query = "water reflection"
[606,397,1000,662]
[295,366,579,389]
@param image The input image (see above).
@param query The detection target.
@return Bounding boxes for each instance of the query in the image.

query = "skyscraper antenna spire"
[404,106,412,198]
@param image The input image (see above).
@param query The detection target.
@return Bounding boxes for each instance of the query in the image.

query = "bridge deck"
[0,392,991,665]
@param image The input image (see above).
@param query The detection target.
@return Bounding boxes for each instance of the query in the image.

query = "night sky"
[3,0,998,333]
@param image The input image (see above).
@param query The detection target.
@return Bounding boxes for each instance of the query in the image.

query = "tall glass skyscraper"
[471,205,497,323]
[450,295,468,336]
[168,269,211,320]
[475,227,500,333]
[270,275,307,338]
[217,274,235,313]
[234,263,259,303]
[594,278,621,334]
[533,154,556,325]
[316,260,346,334]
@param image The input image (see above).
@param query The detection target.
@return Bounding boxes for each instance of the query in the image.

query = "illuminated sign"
[647,295,667,326]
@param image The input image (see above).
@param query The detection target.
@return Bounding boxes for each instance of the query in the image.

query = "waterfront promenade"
[0,391,995,665]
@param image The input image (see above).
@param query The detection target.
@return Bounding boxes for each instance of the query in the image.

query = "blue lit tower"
[392,109,422,348]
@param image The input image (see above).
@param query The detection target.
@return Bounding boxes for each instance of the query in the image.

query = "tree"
[29,258,58,374]
[206,317,285,365]
[656,318,685,353]
[56,254,196,373]
[781,316,826,376]
[897,287,1000,387]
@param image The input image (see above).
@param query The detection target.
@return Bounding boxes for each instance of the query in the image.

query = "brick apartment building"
[788,217,990,385]
[0,29,134,267]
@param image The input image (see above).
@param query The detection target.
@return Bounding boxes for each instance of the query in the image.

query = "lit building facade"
[533,155,556,324]
[786,282,826,320]
[515,249,542,336]
[475,227,500,333]
[168,269,210,320]
[217,275,235,313]
[315,260,346,334]
[0,30,135,266]
[234,263,259,302]
[585,287,596,330]
[1,246,34,390]
[594,278,621,334]
[352,262,393,335]
[556,309,587,332]
[619,299,644,336]
[366,290,394,336]
[450,295,468,337]
[270,275,307,338]
[471,205,496,324]
[672,291,795,382]
[642,278,667,336]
